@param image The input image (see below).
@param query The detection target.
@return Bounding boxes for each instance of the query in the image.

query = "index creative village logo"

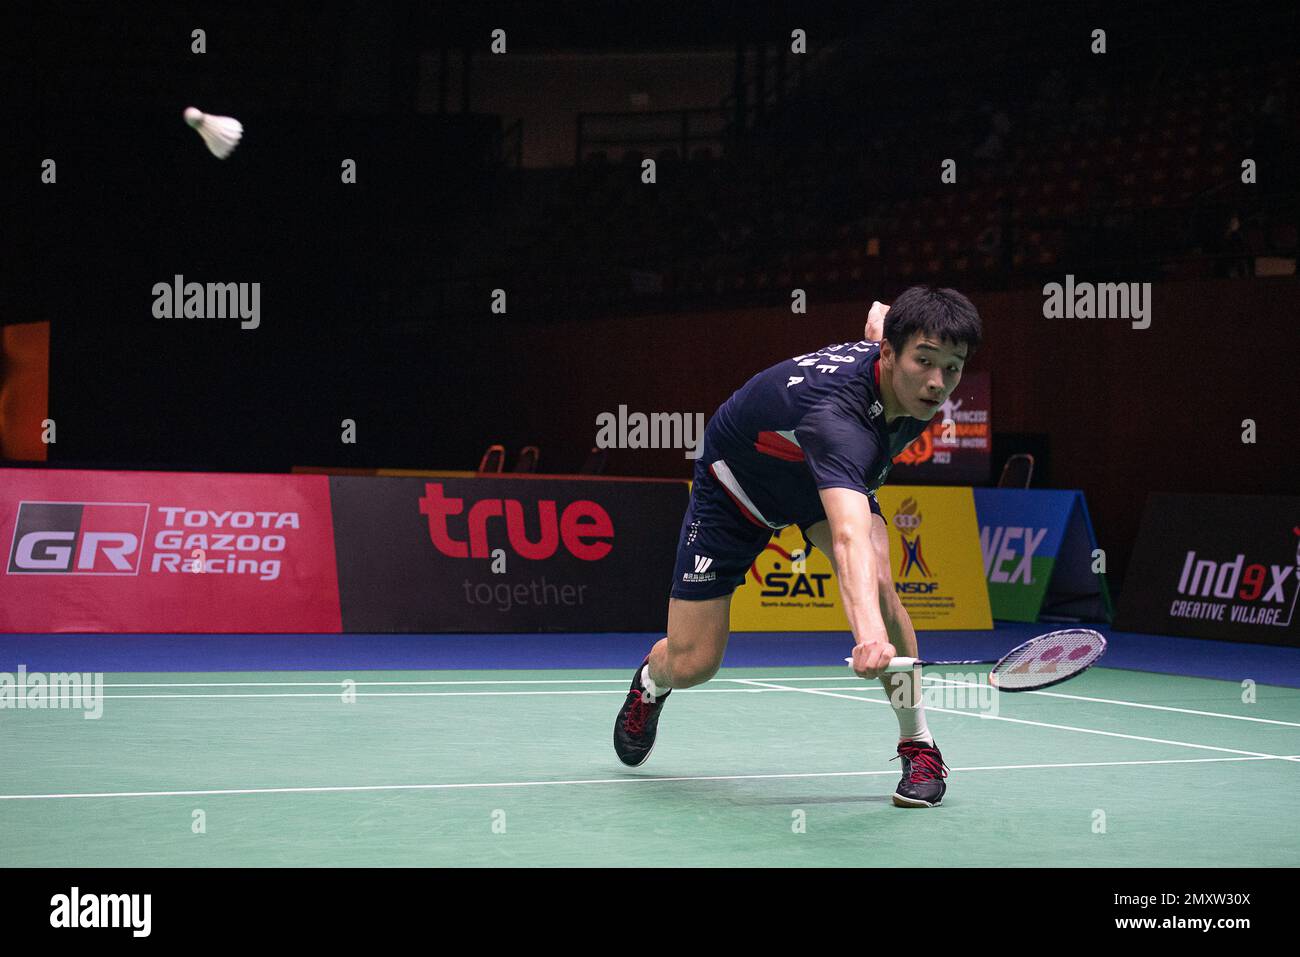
[152,274,260,329]
[1,666,104,719]
[1171,527,1300,628]
[1042,274,1152,329]
[50,887,150,937]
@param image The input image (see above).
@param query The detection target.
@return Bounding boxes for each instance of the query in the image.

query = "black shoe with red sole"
[891,739,949,807]
[613,656,671,767]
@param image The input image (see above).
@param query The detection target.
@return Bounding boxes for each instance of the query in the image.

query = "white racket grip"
[843,655,918,672]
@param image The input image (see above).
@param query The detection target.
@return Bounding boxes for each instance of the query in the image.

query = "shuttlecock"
[184,106,243,159]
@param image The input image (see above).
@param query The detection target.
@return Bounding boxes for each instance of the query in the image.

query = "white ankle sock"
[892,696,933,745]
[640,665,666,703]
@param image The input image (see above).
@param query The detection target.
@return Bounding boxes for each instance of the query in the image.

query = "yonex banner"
[972,489,1112,623]
[1117,494,1300,646]
[0,468,341,632]
[730,486,991,631]
[330,476,687,632]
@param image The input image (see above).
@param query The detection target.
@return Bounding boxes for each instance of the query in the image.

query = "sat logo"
[748,541,833,598]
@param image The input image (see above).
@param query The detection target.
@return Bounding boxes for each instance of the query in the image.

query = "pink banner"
[0,469,341,633]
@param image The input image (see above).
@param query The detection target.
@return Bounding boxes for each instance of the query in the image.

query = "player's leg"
[862,512,947,805]
[613,597,730,767]
[613,458,769,767]
[804,509,948,806]
[868,513,920,705]
[647,595,730,691]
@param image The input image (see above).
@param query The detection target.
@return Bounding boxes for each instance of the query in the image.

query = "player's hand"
[851,639,896,679]
[864,300,890,342]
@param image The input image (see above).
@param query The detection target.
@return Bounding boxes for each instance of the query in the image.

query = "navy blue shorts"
[669,456,882,601]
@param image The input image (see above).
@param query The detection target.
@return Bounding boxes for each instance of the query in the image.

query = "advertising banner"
[874,486,992,629]
[330,476,687,632]
[1117,494,1300,646]
[973,489,1112,623]
[731,485,991,631]
[729,523,842,630]
[889,371,991,485]
[0,468,340,632]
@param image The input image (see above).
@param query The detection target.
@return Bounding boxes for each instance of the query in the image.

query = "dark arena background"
[0,0,1296,916]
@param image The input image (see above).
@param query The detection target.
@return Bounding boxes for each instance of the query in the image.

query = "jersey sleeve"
[793,400,884,495]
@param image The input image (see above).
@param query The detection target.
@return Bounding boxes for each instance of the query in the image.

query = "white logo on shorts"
[683,554,717,583]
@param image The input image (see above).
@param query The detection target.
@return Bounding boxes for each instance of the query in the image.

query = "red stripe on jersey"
[708,462,773,529]
[754,430,805,462]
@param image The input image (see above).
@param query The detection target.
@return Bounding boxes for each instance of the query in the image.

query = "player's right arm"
[817,487,895,679]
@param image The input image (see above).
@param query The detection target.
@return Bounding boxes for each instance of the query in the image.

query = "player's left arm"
[864,300,889,341]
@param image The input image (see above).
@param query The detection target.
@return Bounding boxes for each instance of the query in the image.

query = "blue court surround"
[0,623,1296,687]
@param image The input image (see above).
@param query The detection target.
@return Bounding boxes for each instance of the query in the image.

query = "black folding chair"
[579,446,609,475]
[477,444,506,474]
[513,445,540,473]
[997,453,1035,488]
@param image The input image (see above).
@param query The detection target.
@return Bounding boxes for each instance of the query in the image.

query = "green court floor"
[1,666,1297,867]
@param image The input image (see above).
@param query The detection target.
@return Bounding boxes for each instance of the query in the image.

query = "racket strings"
[990,629,1106,690]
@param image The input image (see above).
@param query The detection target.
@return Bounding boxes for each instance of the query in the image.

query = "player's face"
[886,334,967,419]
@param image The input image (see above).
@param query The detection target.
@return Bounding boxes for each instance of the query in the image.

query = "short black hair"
[883,285,982,358]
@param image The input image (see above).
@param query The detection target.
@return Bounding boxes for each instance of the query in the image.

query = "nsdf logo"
[7,502,149,575]
[892,497,934,581]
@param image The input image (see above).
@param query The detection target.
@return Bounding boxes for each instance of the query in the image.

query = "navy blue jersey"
[702,340,930,530]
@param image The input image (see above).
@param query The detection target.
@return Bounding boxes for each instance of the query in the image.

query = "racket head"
[988,628,1107,692]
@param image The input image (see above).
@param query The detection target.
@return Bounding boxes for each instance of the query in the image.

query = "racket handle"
[843,656,918,671]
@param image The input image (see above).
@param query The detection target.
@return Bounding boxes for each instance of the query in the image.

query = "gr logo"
[8,502,150,575]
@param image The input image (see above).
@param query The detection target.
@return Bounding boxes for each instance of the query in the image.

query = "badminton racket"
[844,628,1107,692]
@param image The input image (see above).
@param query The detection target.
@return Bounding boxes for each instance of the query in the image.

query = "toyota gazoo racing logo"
[891,497,938,593]
[8,502,148,575]
[7,502,297,581]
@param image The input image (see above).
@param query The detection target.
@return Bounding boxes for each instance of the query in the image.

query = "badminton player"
[614,285,982,807]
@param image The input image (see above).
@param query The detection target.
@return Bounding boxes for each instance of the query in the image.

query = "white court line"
[42,672,1300,728]
[732,679,1300,763]
[84,687,877,701]
[85,675,868,689]
[920,674,1300,728]
[1,754,1294,802]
